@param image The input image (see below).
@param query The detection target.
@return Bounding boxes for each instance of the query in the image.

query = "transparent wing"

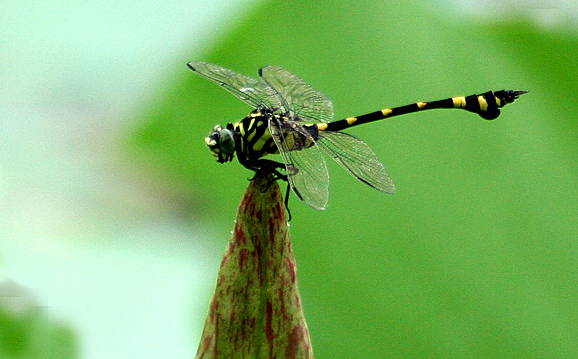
[269,119,330,210]
[187,61,281,110]
[317,131,396,193]
[259,66,334,123]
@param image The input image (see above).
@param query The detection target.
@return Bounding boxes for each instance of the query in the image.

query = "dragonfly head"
[205,124,235,163]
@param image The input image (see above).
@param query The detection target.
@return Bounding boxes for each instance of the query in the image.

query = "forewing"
[187,61,280,109]
[259,66,334,123]
[318,131,396,193]
[269,119,330,210]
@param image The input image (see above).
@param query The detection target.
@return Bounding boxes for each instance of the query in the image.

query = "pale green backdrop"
[1,0,577,358]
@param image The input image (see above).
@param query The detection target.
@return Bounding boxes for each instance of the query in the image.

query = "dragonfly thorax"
[236,110,280,159]
[205,124,236,163]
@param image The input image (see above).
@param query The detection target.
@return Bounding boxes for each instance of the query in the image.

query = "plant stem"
[196,173,313,359]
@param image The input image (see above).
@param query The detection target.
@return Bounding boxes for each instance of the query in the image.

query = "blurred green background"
[2,0,577,358]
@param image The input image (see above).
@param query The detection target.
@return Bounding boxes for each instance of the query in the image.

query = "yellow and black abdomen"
[318,90,527,132]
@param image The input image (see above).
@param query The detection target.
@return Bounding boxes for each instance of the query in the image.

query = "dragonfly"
[188,61,526,210]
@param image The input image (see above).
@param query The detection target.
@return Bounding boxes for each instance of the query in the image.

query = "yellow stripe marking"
[317,123,328,131]
[477,95,488,111]
[252,139,265,152]
[245,119,256,141]
[381,108,392,117]
[346,117,357,125]
[416,102,426,109]
[452,96,466,108]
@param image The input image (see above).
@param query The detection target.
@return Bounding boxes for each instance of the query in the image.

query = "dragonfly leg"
[242,158,293,221]
[284,182,292,222]
[254,161,287,190]
[244,158,285,180]
[256,167,292,222]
